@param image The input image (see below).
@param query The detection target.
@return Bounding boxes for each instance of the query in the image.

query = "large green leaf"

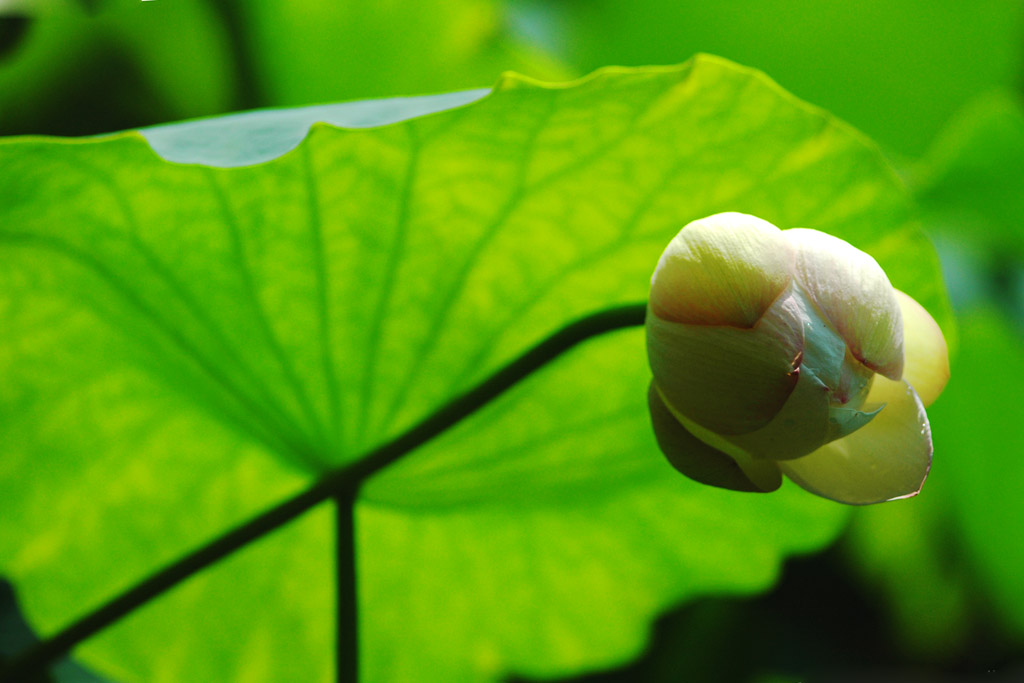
[0,56,947,682]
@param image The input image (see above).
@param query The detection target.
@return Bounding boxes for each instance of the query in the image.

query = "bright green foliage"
[0,0,238,133]
[0,0,564,136]
[936,310,1024,640]
[0,57,948,681]
[913,91,1024,252]
[244,0,568,105]
[539,0,1024,155]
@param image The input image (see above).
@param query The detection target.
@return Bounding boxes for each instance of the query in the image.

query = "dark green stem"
[335,491,358,683]
[210,0,265,111]
[0,303,646,683]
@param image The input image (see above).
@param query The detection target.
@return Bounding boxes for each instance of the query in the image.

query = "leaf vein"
[355,126,422,448]
[378,85,669,433]
[0,232,316,465]
[302,143,344,452]
[204,167,333,453]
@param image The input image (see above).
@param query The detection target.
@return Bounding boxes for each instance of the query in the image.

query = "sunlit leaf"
[0,56,948,681]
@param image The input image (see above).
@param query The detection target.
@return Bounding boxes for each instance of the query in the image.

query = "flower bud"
[647,213,949,504]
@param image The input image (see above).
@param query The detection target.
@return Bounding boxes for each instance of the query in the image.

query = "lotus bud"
[647,212,949,504]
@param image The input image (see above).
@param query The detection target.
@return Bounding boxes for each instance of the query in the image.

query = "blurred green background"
[2,0,1024,681]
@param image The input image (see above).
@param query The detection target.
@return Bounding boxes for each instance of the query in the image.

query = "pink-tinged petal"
[648,383,769,492]
[650,212,795,328]
[646,303,801,435]
[784,228,904,380]
[778,378,931,505]
[895,289,950,408]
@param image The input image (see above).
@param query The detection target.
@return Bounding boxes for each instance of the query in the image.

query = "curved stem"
[0,303,646,683]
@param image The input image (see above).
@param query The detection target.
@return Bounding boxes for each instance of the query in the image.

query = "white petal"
[895,289,950,408]
[650,212,795,327]
[784,228,904,380]
[778,378,931,505]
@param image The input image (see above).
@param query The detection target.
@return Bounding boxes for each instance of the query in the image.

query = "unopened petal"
[647,383,767,492]
[784,228,904,380]
[650,212,795,327]
[679,364,879,463]
[720,365,832,461]
[778,378,931,504]
[654,386,784,492]
[647,306,800,435]
[895,289,950,408]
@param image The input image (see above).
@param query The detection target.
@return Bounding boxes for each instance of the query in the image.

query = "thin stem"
[210,0,265,111]
[0,303,646,683]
